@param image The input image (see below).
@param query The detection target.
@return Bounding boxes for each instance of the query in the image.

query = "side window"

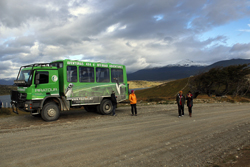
[36,71,49,84]
[96,68,110,83]
[111,69,124,83]
[67,66,77,82]
[79,67,94,82]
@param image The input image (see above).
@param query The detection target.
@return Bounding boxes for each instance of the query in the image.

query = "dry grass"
[128,80,171,89]
[0,85,17,95]
[0,108,29,117]
[135,78,190,100]
[0,108,12,115]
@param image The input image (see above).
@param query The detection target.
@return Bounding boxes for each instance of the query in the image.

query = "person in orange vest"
[129,90,137,116]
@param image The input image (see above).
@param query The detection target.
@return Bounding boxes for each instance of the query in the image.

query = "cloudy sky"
[1,0,250,79]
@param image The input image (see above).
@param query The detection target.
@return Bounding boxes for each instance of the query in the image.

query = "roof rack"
[22,63,51,68]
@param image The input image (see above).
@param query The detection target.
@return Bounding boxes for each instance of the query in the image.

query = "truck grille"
[11,90,27,102]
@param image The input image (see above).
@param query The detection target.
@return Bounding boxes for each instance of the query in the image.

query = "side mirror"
[35,73,40,85]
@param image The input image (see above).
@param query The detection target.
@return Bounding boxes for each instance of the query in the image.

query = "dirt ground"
[1,103,250,167]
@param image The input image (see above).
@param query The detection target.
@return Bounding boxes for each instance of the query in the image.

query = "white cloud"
[239,29,250,32]
[239,23,250,32]
[153,15,164,21]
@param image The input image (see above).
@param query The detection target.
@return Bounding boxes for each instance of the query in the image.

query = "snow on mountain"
[168,59,209,67]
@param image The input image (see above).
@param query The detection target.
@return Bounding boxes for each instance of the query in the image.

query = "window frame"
[36,71,49,84]
[96,67,110,83]
[79,66,95,83]
[111,68,124,83]
[67,66,78,82]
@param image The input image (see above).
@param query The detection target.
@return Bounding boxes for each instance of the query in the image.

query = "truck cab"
[11,63,64,121]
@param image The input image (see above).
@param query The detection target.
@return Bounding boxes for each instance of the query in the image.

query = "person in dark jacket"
[186,91,193,117]
[176,91,185,117]
[111,91,117,116]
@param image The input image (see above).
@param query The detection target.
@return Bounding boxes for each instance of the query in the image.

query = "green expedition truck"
[11,59,129,121]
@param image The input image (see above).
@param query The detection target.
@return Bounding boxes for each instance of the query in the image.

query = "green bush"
[190,64,250,97]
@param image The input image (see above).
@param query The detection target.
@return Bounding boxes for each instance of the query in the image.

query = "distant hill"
[135,78,190,100]
[202,59,250,71]
[128,66,204,81]
[0,78,15,85]
[128,58,250,81]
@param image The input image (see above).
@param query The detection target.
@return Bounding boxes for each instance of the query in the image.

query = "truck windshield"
[15,70,33,86]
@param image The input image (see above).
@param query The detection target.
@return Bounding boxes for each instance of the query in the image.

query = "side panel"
[65,83,127,106]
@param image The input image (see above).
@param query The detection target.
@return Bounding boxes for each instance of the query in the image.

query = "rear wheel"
[99,99,113,115]
[41,102,60,122]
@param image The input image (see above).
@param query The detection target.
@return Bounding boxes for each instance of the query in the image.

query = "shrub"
[190,64,250,97]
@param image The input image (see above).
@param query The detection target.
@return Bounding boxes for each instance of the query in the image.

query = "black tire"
[99,99,113,115]
[41,102,60,122]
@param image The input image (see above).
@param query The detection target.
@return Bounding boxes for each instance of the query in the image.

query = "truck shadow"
[59,109,100,121]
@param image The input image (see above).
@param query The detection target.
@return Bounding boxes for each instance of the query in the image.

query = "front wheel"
[99,99,113,115]
[41,102,60,122]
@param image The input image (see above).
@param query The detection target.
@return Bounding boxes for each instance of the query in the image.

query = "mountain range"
[1,58,250,85]
[0,78,15,86]
[127,58,250,81]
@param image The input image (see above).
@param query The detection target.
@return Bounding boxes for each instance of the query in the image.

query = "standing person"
[176,91,185,117]
[186,91,193,117]
[129,90,137,116]
[111,91,117,116]
[0,100,2,109]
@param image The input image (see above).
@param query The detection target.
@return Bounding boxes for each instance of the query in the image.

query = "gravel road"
[1,102,250,167]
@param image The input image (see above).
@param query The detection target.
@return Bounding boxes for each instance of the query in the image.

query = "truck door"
[33,70,59,99]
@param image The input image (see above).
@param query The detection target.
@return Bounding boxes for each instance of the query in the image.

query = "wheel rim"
[105,104,110,110]
[47,108,56,117]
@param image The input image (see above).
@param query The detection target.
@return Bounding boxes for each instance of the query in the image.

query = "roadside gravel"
[1,102,250,167]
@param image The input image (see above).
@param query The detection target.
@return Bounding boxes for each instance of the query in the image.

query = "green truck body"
[11,59,129,121]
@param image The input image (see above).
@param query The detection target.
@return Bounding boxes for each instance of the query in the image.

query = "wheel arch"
[40,96,63,111]
[100,96,111,102]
